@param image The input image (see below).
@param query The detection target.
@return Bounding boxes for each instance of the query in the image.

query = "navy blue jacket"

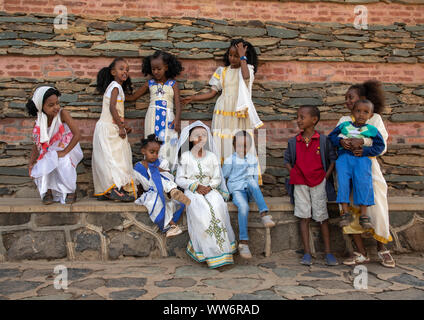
[283,132,337,204]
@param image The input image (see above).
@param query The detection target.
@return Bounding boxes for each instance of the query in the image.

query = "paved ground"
[0,250,423,300]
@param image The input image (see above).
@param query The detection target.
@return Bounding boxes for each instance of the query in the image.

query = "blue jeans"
[232,180,269,241]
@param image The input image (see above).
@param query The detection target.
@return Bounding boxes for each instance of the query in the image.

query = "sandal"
[359,216,373,229]
[339,211,354,227]
[65,192,77,204]
[378,250,396,268]
[96,194,110,201]
[42,190,54,205]
[108,187,135,202]
[343,251,370,266]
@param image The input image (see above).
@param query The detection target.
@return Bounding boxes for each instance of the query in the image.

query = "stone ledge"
[0,197,422,214]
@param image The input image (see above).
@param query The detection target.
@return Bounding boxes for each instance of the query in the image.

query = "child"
[133,134,191,238]
[337,80,395,268]
[92,58,136,202]
[329,99,385,231]
[173,121,236,269]
[284,106,338,266]
[26,86,83,204]
[126,50,183,164]
[182,39,263,169]
[222,130,275,259]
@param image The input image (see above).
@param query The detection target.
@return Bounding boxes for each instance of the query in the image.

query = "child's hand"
[181,96,193,106]
[197,185,211,195]
[236,42,247,58]
[170,120,181,133]
[57,150,66,158]
[28,163,35,178]
[340,139,351,150]
[119,127,127,139]
[350,138,363,150]
[353,148,363,157]
[125,124,132,134]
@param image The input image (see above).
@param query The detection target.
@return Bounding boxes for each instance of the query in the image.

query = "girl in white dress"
[92,58,136,202]
[126,50,183,165]
[133,134,191,238]
[336,80,395,268]
[173,121,236,269]
[182,39,263,181]
[26,86,83,204]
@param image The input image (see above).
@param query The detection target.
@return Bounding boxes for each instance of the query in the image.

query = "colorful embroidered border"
[186,240,237,269]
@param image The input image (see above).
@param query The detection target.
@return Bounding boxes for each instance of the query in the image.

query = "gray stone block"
[34,213,80,227]
[86,212,124,231]
[6,231,67,260]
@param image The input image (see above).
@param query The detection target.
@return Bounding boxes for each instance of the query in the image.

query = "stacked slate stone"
[0,12,423,198]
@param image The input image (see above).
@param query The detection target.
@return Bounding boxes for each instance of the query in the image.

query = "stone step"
[0,197,422,262]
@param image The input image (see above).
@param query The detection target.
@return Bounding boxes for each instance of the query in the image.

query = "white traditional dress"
[92,81,136,196]
[173,121,236,269]
[133,158,184,232]
[31,109,83,203]
[209,64,263,183]
[144,79,179,164]
[336,113,392,244]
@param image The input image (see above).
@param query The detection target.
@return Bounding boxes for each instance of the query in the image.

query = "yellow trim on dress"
[214,109,248,118]
[94,184,116,196]
[342,206,393,244]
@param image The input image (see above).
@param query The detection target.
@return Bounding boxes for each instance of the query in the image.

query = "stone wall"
[0,1,423,199]
[0,198,423,262]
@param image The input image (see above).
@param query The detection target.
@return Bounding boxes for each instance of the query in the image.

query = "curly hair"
[349,80,386,114]
[25,87,61,117]
[96,57,133,95]
[142,50,183,79]
[141,134,163,149]
[223,38,258,74]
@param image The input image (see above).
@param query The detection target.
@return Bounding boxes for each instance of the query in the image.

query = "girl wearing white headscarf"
[173,121,236,269]
[26,86,83,204]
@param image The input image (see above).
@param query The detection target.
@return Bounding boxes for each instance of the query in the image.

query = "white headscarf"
[32,86,60,143]
[171,120,229,196]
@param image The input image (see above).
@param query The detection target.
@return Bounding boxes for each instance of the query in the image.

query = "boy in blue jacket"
[328,99,385,230]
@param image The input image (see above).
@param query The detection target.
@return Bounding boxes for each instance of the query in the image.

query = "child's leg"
[232,190,250,244]
[359,205,368,217]
[335,154,353,213]
[300,218,311,254]
[352,234,367,256]
[170,188,191,206]
[352,157,374,208]
[320,220,331,254]
[246,179,269,216]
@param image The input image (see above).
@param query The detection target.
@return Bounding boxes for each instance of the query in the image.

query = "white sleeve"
[208,67,223,92]
[208,152,222,189]
[175,153,197,191]
[159,158,170,171]
[133,170,150,191]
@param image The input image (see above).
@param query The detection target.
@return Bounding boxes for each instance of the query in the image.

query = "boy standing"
[284,106,338,266]
[222,130,275,259]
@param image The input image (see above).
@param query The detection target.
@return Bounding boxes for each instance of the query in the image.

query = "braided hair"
[96,57,133,95]
[142,50,183,79]
[141,134,163,149]
[223,38,259,74]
